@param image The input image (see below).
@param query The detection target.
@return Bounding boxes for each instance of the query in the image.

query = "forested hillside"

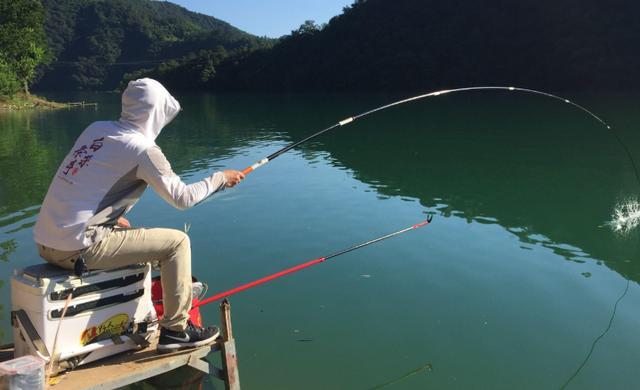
[208,0,639,92]
[36,0,272,91]
[34,0,639,93]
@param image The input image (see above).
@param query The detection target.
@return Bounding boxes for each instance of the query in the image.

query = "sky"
[168,0,355,38]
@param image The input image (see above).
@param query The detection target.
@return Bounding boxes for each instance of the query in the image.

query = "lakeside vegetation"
[0,93,67,111]
[0,0,49,98]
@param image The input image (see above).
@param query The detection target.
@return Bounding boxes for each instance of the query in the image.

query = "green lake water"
[1,91,639,389]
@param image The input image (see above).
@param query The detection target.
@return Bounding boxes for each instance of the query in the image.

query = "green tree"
[0,57,20,96]
[0,0,50,94]
[292,20,320,36]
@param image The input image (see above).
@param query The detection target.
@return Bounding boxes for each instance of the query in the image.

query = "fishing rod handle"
[242,158,269,175]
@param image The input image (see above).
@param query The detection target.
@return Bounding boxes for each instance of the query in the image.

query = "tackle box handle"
[50,289,144,319]
[49,273,145,301]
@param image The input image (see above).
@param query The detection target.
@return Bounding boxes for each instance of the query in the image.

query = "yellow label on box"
[80,313,129,345]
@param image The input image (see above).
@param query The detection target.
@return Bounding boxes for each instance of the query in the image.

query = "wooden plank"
[48,338,216,390]
[187,353,210,374]
[222,340,240,390]
[1,341,220,389]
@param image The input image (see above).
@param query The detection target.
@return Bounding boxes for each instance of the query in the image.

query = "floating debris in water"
[360,274,372,278]
[609,198,640,234]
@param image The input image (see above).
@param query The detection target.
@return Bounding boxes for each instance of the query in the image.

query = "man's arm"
[137,145,243,210]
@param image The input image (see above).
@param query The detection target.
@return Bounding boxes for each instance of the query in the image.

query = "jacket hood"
[119,78,181,141]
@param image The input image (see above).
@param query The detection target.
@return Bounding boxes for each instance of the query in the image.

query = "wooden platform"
[2,339,215,389]
[59,339,217,389]
[2,299,240,389]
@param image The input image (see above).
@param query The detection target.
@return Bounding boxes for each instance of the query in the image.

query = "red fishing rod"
[195,216,433,307]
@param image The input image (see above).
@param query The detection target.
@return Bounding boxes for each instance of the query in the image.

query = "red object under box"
[151,276,202,327]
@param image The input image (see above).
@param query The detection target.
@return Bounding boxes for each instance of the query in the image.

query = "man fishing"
[34,78,245,352]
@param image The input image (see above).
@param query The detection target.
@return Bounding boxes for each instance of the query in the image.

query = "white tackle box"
[11,263,157,371]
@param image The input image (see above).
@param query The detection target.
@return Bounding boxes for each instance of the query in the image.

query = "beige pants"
[38,227,192,331]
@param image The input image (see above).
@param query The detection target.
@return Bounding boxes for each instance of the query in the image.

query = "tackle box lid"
[13,263,149,297]
[22,263,72,279]
[21,263,146,281]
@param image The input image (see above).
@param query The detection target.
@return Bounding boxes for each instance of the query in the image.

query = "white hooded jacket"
[34,78,227,251]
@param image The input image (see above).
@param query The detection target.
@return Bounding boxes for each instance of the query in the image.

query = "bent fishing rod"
[240,86,640,187]
[195,216,433,307]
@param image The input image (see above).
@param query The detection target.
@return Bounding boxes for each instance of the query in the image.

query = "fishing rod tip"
[412,218,430,228]
[412,215,433,228]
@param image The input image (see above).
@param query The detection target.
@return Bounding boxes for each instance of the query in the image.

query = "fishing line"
[239,86,640,233]
[559,278,630,390]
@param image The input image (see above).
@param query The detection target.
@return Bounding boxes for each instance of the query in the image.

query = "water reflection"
[0,280,4,344]
[1,91,639,388]
[0,239,16,262]
[284,93,640,283]
[0,112,59,217]
[5,92,638,280]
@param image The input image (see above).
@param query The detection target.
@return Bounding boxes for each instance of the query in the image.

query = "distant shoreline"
[0,93,68,111]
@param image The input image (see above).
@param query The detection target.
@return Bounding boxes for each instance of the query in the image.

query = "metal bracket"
[12,310,50,359]
[126,333,150,348]
[110,334,124,345]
